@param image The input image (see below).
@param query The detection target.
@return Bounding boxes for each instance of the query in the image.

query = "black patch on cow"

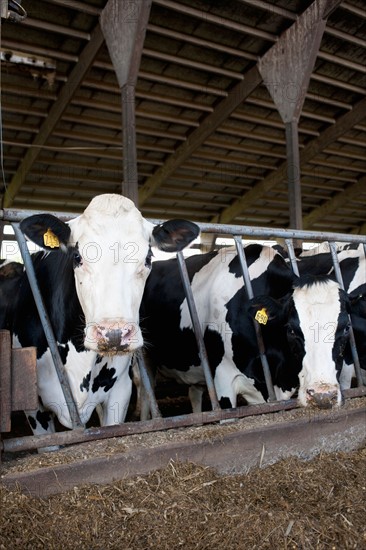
[36,410,53,431]
[219,397,232,409]
[11,249,85,358]
[92,363,117,393]
[152,219,200,252]
[58,343,69,365]
[80,371,91,392]
[204,327,225,371]
[331,290,351,377]
[294,273,336,289]
[141,251,219,373]
[95,354,103,364]
[228,244,263,278]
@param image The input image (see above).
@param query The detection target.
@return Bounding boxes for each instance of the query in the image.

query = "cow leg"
[25,406,60,453]
[340,361,354,390]
[96,358,133,425]
[188,385,205,413]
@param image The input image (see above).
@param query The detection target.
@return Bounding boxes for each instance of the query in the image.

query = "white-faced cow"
[140,244,351,416]
[297,242,366,389]
[5,194,199,437]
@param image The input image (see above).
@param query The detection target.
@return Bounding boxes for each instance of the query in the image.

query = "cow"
[297,242,366,389]
[140,243,351,416]
[3,194,199,438]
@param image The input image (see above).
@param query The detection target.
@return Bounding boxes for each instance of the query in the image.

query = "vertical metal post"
[285,238,300,277]
[136,352,162,419]
[12,223,84,428]
[329,241,363,387]
[176,251,220,411]
[233,236,276,402]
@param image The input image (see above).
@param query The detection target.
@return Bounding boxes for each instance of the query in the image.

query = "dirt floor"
[1,446,365,550]
[1,398,366,550]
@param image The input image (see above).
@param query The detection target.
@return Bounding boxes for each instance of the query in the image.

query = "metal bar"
[2,211,366,245]
[285,239,300,277]
[233,236,276,402]
[136,352,162,419]
[328,241,363,387]
[2,399,299,453]
[11,223,84,428]
[176,251,221,411]
[3,386,365,454]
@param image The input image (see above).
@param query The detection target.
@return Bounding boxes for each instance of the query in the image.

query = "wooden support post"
[285,121,303,230]
[101,0,152,205]
[257,0,335,230]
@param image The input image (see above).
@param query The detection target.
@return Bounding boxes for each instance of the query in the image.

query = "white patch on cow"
[339,361,355,390]
[159,364,205,386]
[294,280,343,407]
[214,360,265,406]
[337,244,365,294]
[68,195,153,353]
[33,344,96,428]
[273,386,296,401]
[179,247,244,334]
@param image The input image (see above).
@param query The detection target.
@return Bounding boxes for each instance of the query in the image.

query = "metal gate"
[1,207,366,454]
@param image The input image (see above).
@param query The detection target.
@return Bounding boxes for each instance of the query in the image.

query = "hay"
[1,446,365,549]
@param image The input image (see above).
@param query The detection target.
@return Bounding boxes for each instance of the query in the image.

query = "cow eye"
[145,246,153,269]
[73,250,82,267]
[343,323,351,336]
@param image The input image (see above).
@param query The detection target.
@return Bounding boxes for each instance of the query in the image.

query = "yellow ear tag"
[255,308,268,325]
[43,228,60,249]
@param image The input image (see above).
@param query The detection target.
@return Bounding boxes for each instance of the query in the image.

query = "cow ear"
[152,219,200,252]
[20,214,71,251]
[249,295,284,325]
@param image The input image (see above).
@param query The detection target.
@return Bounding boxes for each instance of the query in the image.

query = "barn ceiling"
[0,0,365,234]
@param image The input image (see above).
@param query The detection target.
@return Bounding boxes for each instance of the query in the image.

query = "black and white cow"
[4,194,199,436]
[140,244,351,415]
[297,242,366,389]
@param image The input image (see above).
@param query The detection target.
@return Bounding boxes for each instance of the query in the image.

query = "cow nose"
[96,324,135,352]
[105,328,123,348]
[306,388,338,409]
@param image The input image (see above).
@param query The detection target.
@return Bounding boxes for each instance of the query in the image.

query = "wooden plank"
[0,330,12,432]
[11,347,38,411]
[2,406,365,497]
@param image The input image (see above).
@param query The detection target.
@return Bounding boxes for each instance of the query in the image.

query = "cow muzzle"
[86,321,141,354]
[305,384,340,409]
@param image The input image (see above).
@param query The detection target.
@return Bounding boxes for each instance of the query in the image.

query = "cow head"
[250,275,351,409]
[20,194,199,355]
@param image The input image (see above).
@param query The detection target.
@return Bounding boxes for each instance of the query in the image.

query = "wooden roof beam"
[216,94,366,224]
[139,66,263,205]
[2,24,104,208]
[303,177,366,230]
